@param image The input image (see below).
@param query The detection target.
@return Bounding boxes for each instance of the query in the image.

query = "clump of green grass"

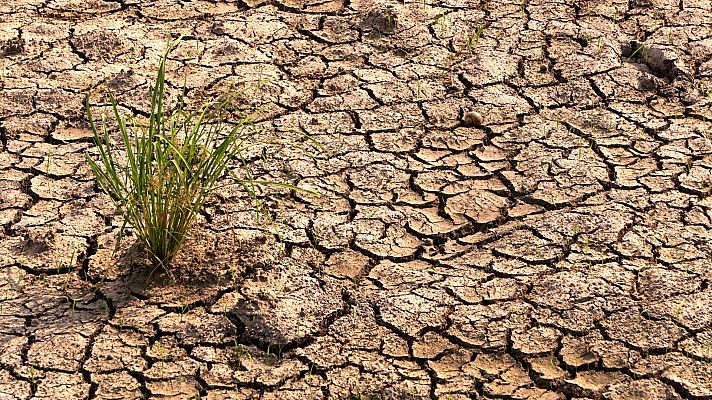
[85,39,273,270]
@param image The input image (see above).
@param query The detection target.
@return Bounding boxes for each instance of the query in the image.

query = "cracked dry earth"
[2,0,712,399]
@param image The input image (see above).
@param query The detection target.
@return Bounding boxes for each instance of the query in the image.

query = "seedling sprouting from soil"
[0,61,6,87]
[70,297,78,320]
[626,43,647,63]
[438,13,447,34]
[597,38,603,58]
[156,341,166,369]
[45,149,52,177]
[386,15,397,31]
[465,23,484,52]
[228,263,238,288]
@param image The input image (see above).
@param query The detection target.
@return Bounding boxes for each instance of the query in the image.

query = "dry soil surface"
[2,0,712,399]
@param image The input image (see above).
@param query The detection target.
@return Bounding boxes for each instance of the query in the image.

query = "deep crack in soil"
[1,0,712,399]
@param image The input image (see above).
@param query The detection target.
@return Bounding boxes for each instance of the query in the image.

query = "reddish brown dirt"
[2,0,712,399]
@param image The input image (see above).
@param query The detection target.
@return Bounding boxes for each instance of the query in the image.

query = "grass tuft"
[85,39,283,270]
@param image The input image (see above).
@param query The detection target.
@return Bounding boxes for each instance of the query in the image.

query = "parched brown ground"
[2,0,712,399]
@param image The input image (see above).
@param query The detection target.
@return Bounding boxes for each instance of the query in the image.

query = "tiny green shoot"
[626,43,646,63]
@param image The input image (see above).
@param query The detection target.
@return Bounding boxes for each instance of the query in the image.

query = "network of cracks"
[1,0,712,399]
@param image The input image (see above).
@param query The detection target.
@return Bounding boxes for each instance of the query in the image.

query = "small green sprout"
[386,15,397,31]
[597,38,603,58]
[465,24,484,51]
[93,277,105,293]
[156,342,166,368]
[45,149,52,177]
[626,43,647,63]
[70,298,78,320]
